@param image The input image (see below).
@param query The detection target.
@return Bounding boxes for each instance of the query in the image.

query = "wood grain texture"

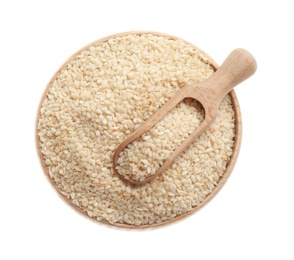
[113,49,256,185]
[35,31,245,229]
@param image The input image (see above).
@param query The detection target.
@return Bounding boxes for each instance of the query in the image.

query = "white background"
[1,1,293,259]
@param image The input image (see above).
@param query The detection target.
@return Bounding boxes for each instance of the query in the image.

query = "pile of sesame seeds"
[37,33,235,226]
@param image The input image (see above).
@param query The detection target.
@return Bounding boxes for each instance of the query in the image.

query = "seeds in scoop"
[116,99,205,182]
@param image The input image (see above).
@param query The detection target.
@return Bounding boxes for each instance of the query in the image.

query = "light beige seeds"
[37,33,235,226]
[117,99,205,182]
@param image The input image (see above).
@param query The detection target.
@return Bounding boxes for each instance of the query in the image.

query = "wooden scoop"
[113,48,257,185]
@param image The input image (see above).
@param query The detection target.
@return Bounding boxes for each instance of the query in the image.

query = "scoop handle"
[199,48,257,104]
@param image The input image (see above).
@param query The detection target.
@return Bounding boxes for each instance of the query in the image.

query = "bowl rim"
[35,31,242,230]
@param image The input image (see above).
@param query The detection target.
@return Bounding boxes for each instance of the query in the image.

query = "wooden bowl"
[36,31,242,229]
